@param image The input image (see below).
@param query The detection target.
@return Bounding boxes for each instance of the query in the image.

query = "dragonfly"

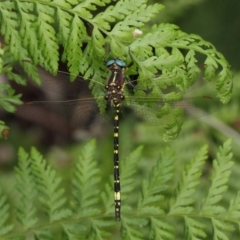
[14,59,222,220]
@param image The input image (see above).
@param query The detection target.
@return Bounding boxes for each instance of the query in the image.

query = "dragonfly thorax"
[105,82,125,106]
[105,58,127,106]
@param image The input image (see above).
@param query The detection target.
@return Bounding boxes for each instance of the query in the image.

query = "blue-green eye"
[106,59,115,66]
[115,59,126,67]
[106,59,127,67]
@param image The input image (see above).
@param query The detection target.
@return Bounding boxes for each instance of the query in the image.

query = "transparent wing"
[13,65,224,134]
[123,95,223,125]
[16,98,112,136]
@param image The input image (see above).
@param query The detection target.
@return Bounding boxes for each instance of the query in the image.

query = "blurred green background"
[0,0,240,237]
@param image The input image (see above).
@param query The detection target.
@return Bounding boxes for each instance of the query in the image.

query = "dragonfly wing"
[14,66,105,99]
[15,99,108,136]
[122,95,223,125]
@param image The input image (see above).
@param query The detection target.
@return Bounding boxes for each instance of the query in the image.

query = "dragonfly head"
[106,59,127,70]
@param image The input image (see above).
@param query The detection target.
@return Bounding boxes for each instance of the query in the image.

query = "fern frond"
[184,217,207,239]
[56,8,71,45]
[87,219,115,240]
[149,217,175,240]
[0,1,25,60]
[138,148,175,216]
[93,0,147,31]
[30,147,72,222]
[170,145,208,214]
[0,139,239,238]
[212,218,235,240]
[0,83,22,112]
[0,189,13,236]
[129,24,232,107]
[201,139,233,215]
[65,15,86,78]
[0,1,232,90]
[15,147,38,229]
[0,0,233,140]
[114,3,164,32]
[228,191,240,220]
[101,180,114,216]
[35,4,59,72]
[16,2,39,64]
[63,223,87,240]
[121,146,143,200]
[72,139,101,218]
[72,0,110,20]
[34,228,52,240]
[120,217,148,240]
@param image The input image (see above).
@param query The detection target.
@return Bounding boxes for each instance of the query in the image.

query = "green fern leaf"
[212,218,235,240]
[93,0,147,30]
[185,49,201,87]
[149,217,175,240]
[66,16,86,79]
[91,27,106,57]
[101,179,113,216]
[72,139,101,217]
[170,145,208,214]
[87,219,115,240]
[15,147,38,229]
[116,146,143,217]
[228,191,240,220]
[0,84,22,112]
[204,55,218,80]
[30,147,72,222]
[0,138,238,238]
[17,2,39,64]
[201,139,233,215]
[121,146,143,199]
[0,1,23,60]
[73,0,111,19]
[121,217,148,240]
[111,4,164,37]
[162,112,183,141]
[56,8,71,45]
[184,217,207,239]
[0,189,13,236]
[34,228,52,240]
[36,4,59,73]
[216,68,233,104]
[6,71,27,86]
[138,148,175,215]
[0,0,233,141]
[63,223,87,240]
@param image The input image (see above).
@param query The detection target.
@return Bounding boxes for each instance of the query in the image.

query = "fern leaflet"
[201,139,233,215]
[170,145,208,214]
[72,139,101,217]
[0,189,13,236]
[15,147,38,229]
[30,147,72,222]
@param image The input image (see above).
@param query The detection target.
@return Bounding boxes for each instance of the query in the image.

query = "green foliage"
[72,139,101,218]
[0,189,13,236]
[0,139,239,239]
[0,0,233,140]
[0,83,22,112]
